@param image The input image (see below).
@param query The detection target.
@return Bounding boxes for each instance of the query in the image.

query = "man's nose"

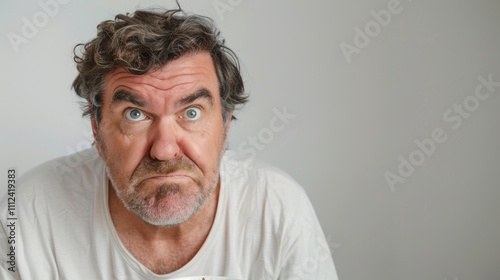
[149,119,182,161]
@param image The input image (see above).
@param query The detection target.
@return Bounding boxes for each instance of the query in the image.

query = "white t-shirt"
[1,148,338,280]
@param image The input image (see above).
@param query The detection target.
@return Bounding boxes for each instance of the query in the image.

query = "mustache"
[130,156,202,187]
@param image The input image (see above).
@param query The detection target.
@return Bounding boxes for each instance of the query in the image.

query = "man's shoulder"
[219,151,323,251]
[19,148,103,193]
[221,150,309,206]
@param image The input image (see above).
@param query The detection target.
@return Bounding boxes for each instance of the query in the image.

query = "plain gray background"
[1,0,500,279]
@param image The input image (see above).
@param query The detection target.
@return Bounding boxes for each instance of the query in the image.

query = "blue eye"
[125,108,146,121]
[183,107,201,121]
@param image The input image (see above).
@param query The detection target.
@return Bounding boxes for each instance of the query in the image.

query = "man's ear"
[90,116,98,141]
[225,112,233,135]
[89,106,104,157]
[89,105,98,138]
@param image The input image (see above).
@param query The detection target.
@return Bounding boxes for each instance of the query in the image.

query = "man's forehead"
[104,52,218,94]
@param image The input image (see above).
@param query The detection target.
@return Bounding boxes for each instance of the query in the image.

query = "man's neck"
[107,181,220,274]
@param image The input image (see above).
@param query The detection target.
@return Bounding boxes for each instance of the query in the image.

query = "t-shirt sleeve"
[0,266,19,280]
[272,175,339,280]
[278,224,339,280]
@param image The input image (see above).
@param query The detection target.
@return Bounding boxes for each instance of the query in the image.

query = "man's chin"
[131,196,203,227]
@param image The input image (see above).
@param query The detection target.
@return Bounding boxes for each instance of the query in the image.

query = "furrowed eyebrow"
[111,90,146,107]
[177,88,214,107]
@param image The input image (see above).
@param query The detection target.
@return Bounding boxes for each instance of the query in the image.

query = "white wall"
[2,0,500,279]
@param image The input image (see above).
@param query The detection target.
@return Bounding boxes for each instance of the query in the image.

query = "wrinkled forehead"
[102,52,221,102]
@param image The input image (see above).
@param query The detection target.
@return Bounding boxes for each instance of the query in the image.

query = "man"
[0,7,338,279]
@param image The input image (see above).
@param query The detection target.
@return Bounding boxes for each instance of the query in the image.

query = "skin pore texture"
[91,52,232,274]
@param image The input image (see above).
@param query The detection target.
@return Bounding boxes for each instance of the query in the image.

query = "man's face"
[93,52,230,227]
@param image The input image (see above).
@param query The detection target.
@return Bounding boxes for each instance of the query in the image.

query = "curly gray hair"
[72,8,247,124]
